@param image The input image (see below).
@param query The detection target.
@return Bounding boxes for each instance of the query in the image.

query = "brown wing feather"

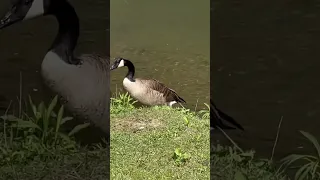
[138,78,186,103]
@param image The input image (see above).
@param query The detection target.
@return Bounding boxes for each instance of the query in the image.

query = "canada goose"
[110,57,186,107]
[211,100,244,131]
[0,0,110,134]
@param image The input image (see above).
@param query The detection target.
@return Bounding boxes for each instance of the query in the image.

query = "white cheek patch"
[118,60,124,67]
[23,0,44,21]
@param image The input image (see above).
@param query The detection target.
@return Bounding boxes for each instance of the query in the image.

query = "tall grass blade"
[234,170,248,180]
[43,95,58,139]
[68,123,90,136]
[60,117,73,125]
[54,105,64,143]
[281,154,314,164]
[36,102,45,123]
[295,162,311,180]
[203,103,209,110]
[10,119,41,130]
[311,162,319,179]
[300,131,320,158]
[28,95,37,117]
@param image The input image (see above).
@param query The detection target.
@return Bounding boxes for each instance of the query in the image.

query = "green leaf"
[36,102,45,120]
[183,117,189,126]
[234,170,248,180]
[295,162,312,180]
[68,123,90,136]
[60,117,73,125]
[175,148,182,156]
[56,106,64,128]
[300,131,320,158]
[57,132,71,142]
[240,152,254,157]
[281,154,315,166]
[28,95,37,117]
[255,161,266,167]
[11,119,41,130]
[0,147,7,154]
[54,105,64,142]
[62,143,76,150]
[311,162,319,178]
[183,153,191,160]
[43,95,58,133]
[48,96,58,113]
[0,115,17,121]
[51,111,57,118]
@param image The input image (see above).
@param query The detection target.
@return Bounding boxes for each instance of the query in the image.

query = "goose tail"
[211,102,244,131]
[168,88,186,103]
[176,95,186,103]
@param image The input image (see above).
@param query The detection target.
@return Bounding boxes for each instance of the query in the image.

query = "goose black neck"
[125,60,135,82]
[49,1,80,64]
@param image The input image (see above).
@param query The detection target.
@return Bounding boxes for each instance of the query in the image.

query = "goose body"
[211,100,244,131]
[0,0,110,134]
[111,58,186,107]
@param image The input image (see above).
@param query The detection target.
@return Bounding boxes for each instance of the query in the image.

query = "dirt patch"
[112,117,163,133]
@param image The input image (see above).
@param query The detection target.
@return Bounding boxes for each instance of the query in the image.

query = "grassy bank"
[1,93,320,180]
[110,93,210,179]
[109,93,287,179]
[110,92,320,180]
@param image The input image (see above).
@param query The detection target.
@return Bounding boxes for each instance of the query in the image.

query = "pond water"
[110,0,210,110]
[212,0,320,160]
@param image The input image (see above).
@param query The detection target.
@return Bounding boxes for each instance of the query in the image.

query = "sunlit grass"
[111,92,137,115]
[110,92,210,179]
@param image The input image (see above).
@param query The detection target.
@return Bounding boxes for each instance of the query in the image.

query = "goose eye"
[25,0,32,4]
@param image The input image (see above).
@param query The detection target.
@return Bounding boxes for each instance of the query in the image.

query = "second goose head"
[0,0,69,29]
[111,57,135,81]
[110,57,186,107]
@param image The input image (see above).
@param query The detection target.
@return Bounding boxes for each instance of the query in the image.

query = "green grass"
[2,92,320,180]
[211,145,288,180]
[110,92,320,180]
[0,95,108,180]
[109,92,288,179]
[211,126,320,180]
[280,131,320,180]
[0,148,108,179]
[110,92,210,179]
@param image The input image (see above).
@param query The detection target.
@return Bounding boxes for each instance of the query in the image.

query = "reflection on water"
[212,0,320,159]
[110,0,210,110]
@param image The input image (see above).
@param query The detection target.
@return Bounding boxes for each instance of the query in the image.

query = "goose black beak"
[0,6,22,30]
[110,64,117,70]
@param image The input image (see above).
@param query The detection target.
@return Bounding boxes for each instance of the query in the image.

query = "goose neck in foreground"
[49,1,80,65]
[125,60,135,81]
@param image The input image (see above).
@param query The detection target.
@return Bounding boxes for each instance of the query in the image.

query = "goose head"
[110,57,127,70]
[0,0,61,29]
